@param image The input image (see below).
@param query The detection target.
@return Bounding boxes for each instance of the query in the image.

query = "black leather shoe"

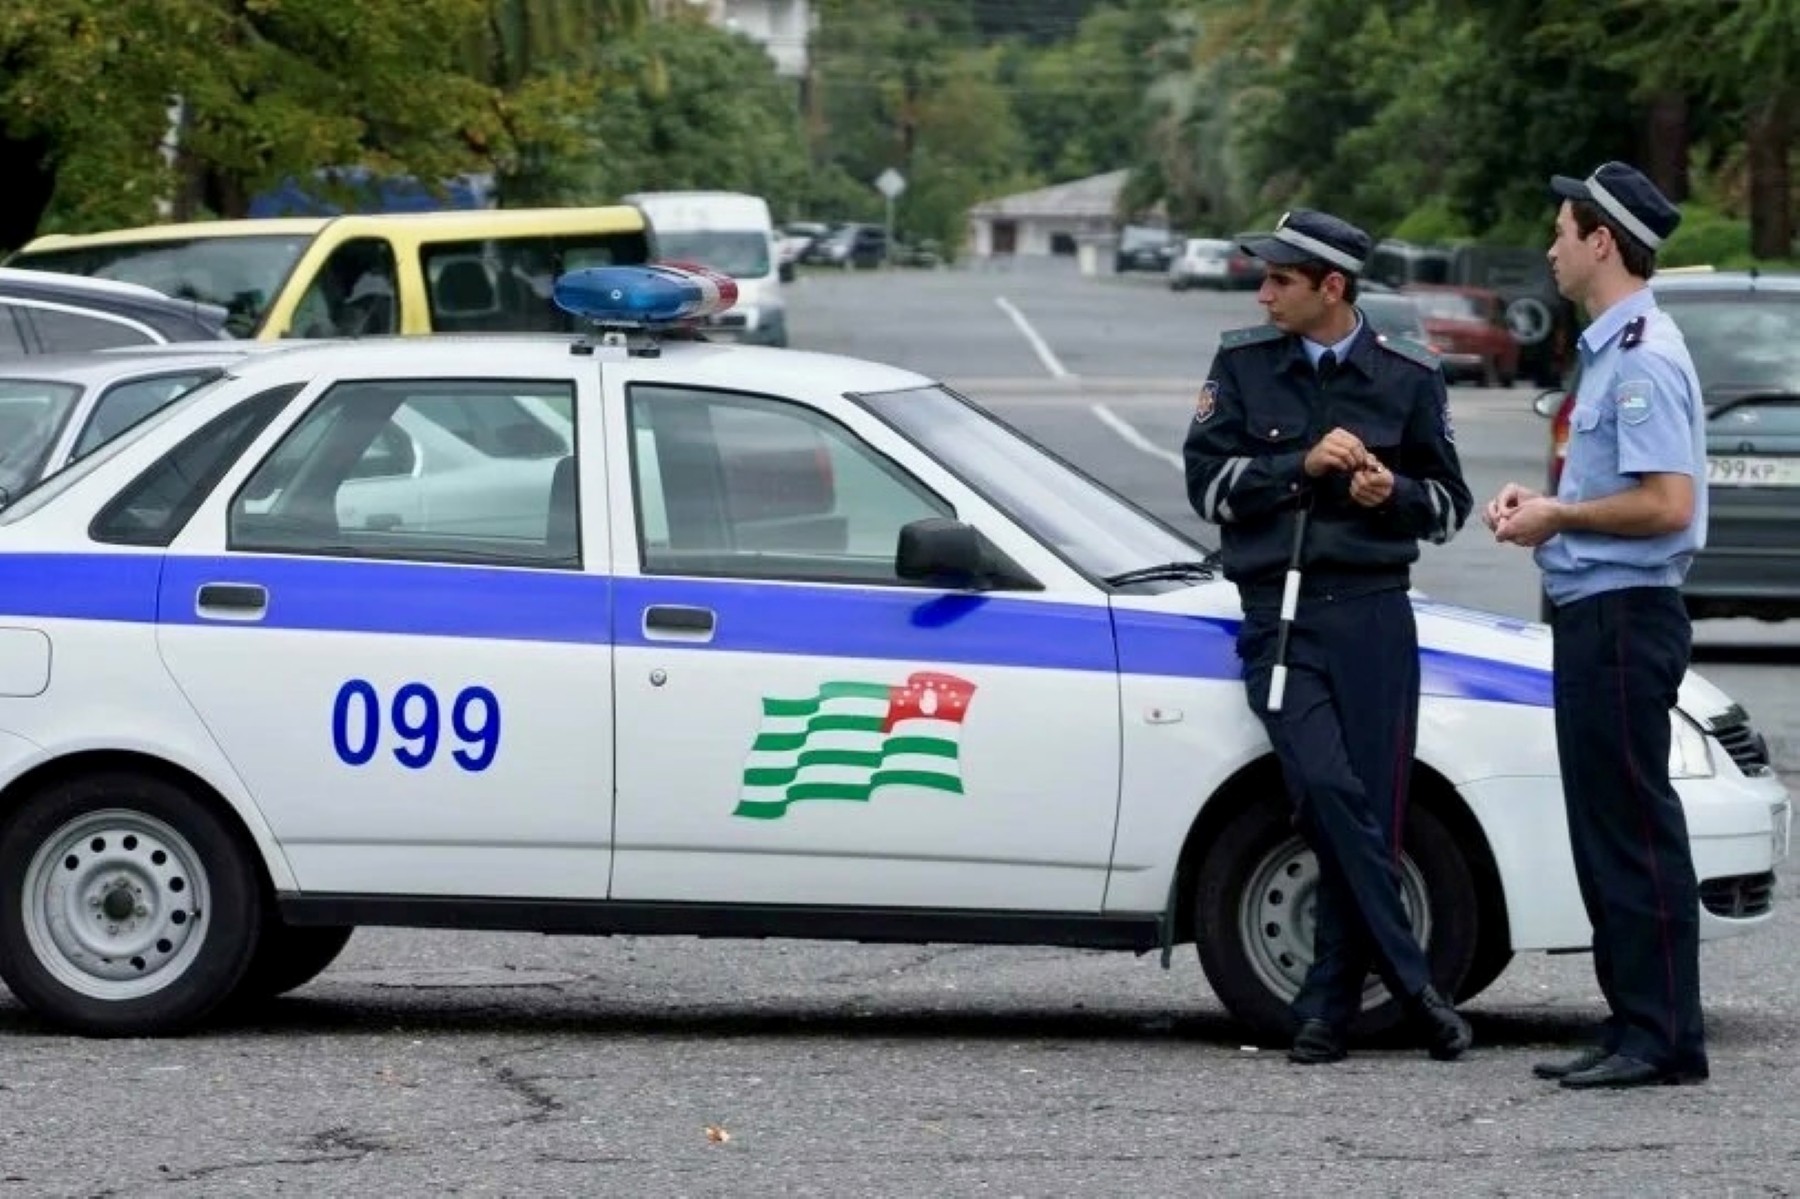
[1559,1054,1709,1090]
[1532,1046,1610,1080]
[1410,985,1472,1060]
[1288,1019,1347,1064]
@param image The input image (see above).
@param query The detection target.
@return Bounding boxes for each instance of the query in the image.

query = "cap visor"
[1237,235,1310,266]
[1547,174,1591,203]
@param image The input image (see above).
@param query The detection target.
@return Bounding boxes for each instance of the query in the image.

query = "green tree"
[1539,0,1798,258]
[1,0,504,231]
[578,17,809,213]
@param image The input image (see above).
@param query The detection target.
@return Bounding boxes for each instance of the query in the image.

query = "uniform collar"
[1285,314,1373,378]
[1579,286,1657,361]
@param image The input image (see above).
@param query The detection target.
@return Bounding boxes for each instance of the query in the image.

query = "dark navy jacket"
[1183,319,1472,604]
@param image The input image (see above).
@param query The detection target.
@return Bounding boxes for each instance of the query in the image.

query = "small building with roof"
[965,170,1132,260]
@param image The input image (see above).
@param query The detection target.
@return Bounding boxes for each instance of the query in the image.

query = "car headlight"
[1669,712,1714,779]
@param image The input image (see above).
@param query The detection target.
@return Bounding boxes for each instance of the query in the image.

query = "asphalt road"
[0,261,1794,1199]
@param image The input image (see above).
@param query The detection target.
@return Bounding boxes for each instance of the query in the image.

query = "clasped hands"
[1304,427,1392,507]
[1482,482,1563,547]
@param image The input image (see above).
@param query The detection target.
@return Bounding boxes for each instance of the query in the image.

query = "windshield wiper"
[1103,557,1219,587]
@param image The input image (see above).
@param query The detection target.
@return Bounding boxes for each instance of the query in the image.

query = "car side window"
[288,238,400,338]
[229,379,581,569]
[27,307,158,352]
[627,384,952,584]
[73,371,222,460]
[91,385,300,546]
[0,304,28,355]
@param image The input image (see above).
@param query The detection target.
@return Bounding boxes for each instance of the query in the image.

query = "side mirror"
[779,261,797,283]
[895,517,1039,591]
[1531,388,1565,419]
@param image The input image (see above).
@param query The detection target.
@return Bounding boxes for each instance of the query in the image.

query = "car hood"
[1135,584,1737,725]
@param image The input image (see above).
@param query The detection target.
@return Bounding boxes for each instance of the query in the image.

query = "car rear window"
[1660,293,1800,395]
[421,232,653,333]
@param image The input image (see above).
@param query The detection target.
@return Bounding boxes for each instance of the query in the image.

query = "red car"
[1403,284,1521,387]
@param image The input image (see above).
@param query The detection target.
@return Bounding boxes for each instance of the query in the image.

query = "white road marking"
[994,296,1072,379]
[1092,403,1182,470]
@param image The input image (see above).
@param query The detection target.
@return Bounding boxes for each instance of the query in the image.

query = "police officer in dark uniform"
[1185,209,1474,1064]
[1486,163,1709,1089]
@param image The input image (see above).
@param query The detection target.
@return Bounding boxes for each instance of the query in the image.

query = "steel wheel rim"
[21,808,210,1001]
[1239,834,1432,1010]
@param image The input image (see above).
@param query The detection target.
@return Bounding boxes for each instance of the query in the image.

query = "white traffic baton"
[1266,501,1311,714]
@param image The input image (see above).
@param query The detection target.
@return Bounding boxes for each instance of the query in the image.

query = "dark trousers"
[1238,588,1431,1030]
[1551,586,1707,1072]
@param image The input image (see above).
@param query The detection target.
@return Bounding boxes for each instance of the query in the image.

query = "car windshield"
[1412,292,1481,321]
[857,384,1207,580]
[1660,292,1800,396]
[0,379,84,498]
[652,231,772,279]
[8,235,312,337]
[0,376,229,522]
[1359,296,1424,338]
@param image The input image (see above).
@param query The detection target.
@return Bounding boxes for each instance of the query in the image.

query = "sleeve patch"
[1195,380,1219,423]
[1615,378,1654,425]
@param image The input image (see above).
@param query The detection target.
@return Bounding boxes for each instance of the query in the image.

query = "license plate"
[1706,456,1800,487]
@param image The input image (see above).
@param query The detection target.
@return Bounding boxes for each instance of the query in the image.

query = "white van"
[624,191,787,347]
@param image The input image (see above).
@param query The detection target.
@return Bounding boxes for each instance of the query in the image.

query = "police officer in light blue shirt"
[1484,161,1709,1091]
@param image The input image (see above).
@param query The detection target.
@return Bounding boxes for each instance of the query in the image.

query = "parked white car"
[0,269,1785,1037]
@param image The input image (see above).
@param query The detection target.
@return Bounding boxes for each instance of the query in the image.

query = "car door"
[604,372,1123,913]
[146,369,615,899]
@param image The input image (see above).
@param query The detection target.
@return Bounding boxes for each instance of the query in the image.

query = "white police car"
[0,265,1786,1037]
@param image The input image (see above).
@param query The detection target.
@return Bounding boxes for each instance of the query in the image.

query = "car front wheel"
[0,773,261,1037]
[1193,794,1480,1041]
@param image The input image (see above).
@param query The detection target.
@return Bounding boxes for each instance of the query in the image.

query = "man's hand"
[1304,428,1368,478]
[1348,459,1394,507]
[1494,496,1564,547]
[1483,482,1541,532]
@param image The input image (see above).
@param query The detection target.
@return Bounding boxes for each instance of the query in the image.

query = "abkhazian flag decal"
[734,671,978,820]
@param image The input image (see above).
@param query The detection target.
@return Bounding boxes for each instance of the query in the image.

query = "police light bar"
[552,262,739,328]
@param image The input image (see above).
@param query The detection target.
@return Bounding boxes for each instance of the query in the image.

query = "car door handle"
[643,604,715,640]
[195,582,268,621]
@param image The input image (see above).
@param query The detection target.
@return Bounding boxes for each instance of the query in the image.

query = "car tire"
[0,772,262,1037]
[230,922,354,1005]
[1193,794,1480,1041]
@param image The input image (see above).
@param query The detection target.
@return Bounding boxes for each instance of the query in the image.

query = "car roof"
[0,347,256,387]
[0,266,232,329]
[205,334,935,394]
[16,207,648,252]
[1651,269,1800,294]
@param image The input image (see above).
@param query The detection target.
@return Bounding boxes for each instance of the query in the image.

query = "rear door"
[148,368,615,899]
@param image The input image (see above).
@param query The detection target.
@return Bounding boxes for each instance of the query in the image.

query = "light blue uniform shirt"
[1535,287,1707,605]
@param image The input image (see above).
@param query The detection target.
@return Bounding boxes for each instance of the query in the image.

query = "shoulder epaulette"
[1375,334,1440,370]
[1620,315,1646,349]
[1219,323,1285,351]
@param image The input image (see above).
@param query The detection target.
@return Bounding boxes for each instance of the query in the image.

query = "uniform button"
[1269,427,1280,437]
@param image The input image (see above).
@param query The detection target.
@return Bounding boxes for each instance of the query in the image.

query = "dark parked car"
[1534,269,1800,621]
[0,267,232,354]
[803,223,887,269]
[1368,240,1574,387]
[1113,225,1177,274]
[1357,290,1434,348]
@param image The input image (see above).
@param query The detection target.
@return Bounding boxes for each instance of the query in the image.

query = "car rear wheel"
[0,773,261,1037]
[1193,794,1479,1041]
